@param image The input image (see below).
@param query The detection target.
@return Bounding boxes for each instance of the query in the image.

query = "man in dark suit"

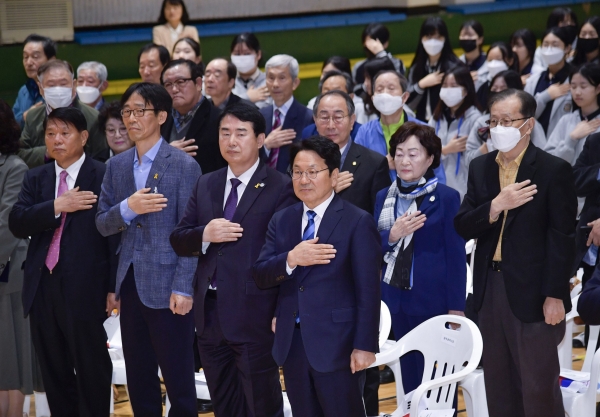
[253,136,381,417]
[160,58,227,174]
[454,89,576,417]
[170,102,297,416]
[9,107,117,417]
[260,54,313,173]
[205,58,249,110]
[96,83,201,416]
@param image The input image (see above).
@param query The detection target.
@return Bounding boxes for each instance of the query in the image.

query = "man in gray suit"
[96,82,201,416]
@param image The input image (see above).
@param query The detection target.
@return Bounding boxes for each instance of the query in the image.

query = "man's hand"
[365,37,385,55]
[202,218,243,243]
[127,188,168,215]
[448,310,465,330]
[489,180,537,220]
[547,83,570,100]
[389,211,426,243]
[543,297,565,325]
[247,85,270,103]
[271,317,276,333]
[442,135,467,155]
[570,119,600,141]
[418,71,444,90]
[287,237,336,269]
[170,293,193,315]
[106,293,120,317]
[264,126,296,150]
[335,171,354,193]
[54,187,97,215]
[170,138,198,157]
[350,349,376,373]
[587,219,600,247]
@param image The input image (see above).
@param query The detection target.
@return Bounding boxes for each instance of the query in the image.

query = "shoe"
[379,366,395,384]
[197,399,213,413]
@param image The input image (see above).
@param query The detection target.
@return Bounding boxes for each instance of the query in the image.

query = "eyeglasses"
[289,168,329,180]
[121,108,156,118]
[485,117,530,128]
[105,127,129,137]
[163,78,193,90]
[316,114,349,125]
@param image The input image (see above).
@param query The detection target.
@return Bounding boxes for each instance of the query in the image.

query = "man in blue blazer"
[170,102,297,417]
[95,83,201,416]
[259,54,313,173]
[253,136,381,417]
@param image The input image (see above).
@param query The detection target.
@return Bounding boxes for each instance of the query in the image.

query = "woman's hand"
[418,71,444,89]
[389,211,427,243]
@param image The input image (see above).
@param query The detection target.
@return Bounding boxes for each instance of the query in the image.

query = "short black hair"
[219,101,266,136]
[0,99,21,155]
[98,101,123,132]
[488,88,536,118]
[157,0,190,25]
[389,122,441,169]
[542,26,573,48]
[318,70,354,94]
[490,70,523,91]
[121,82,173,115]
[362,23,390,45]
[138,43,170,66]
[313,90,355,117]
[160,59,204,83]
[24,34,57,59]
[510,29,537,63]
[226,60,237,81]
[459,20,484,38]
[173,37,201,58]
[44,107,88,133]
[230,32,261,53]
[290,135,340,175]
[547,7,578,29]
[363,57,396,83]
[433,64,481,121]
[322,56,352,76]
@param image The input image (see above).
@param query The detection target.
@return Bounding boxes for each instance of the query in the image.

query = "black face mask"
[459,39,478,53]
[578,37,600,54]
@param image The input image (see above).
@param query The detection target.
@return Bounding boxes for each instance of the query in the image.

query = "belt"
[206,289,217,299]
[491,261,502,272]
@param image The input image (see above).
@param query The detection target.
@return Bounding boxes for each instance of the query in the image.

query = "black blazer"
[573,132,600,273]
[170,162,297,343]
[9,156,119,318]
[259,99,313,173]
[454,144,576,323]
[337,141,391,215]
[161,97,227,174]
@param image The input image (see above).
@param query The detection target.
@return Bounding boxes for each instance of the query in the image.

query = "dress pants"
[29,264,111,417]
[119,266,196,417]
[479,269,565,417]
[283,327,366,417]
[363,367,380,416]
[197,292,284,417]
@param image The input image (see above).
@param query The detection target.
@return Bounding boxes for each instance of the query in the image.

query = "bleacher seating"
[445,0,592,15]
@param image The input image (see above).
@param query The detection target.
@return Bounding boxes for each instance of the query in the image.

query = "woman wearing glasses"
[94,101,134,162]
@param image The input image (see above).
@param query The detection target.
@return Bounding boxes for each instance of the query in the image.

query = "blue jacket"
[12,80,43,128]
[374,183,466,317]
[95,140,201,309]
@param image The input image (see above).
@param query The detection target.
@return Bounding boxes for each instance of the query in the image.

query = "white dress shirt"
[286,190,336,274]
[54,153,86,217]
[264,96,295,156]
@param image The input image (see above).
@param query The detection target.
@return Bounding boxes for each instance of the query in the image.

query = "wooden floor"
[26,348,586,416]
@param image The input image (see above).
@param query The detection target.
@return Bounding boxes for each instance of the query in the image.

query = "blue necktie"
[297,210,316,323]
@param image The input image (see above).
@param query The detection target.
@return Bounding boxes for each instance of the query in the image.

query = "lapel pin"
[255,183,265,188]
[352,161,357,166]
[153,173,158,180]
[429,196,435,202]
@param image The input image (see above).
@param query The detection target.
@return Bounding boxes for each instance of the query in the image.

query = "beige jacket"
[152,24,200,56]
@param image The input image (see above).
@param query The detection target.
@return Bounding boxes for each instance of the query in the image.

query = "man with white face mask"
[18,60,107,168]
[455,88,576,417]
[76,61,109,111]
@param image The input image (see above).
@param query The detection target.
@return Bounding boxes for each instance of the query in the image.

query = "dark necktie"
[297,210,316,323]
[267,109,282,169]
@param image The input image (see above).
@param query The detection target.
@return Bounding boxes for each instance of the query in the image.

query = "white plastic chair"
[466,262,473,298]
[370,315,483,416]
[103,315,128,413]
[380,301,392,349]
[459,369,489,417]
[559,295,581,370]
[23,392,50,417]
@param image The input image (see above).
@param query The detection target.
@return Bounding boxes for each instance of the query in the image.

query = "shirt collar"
[581,107,600,121]
[134,138,163,166]
[237,68,261,82]
[274,96,294,118]
[55,152,86,180]
[168,23,183,34]
[303,190,335,220]
[226,158,260,187]
[495,141,529,169]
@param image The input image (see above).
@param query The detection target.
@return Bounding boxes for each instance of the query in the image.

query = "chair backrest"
[466,262,473,297]
[379,301,392,349]
[582,325,600,373]
[103,314,122,349]
[374,315,483,411]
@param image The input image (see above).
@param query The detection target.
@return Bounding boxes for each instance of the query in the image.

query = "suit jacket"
[18,98,107,169]
[573,132,600,273]
[170,162,297,343]
[95,140,201,309]
[152,24,200,56]
[454,144,576,323]
[0,155,28,296]
[259,99,313,173]
[375,184,466,317]
[337,141,391,215]
[9,156,119,318]
[161,98,227,174]
[253,195,381,373]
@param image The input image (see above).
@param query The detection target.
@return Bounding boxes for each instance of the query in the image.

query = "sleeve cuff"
[285,262,296,275]
[596,169,600,182]
[120,198,137,224]
[264,147,271,157]
[202,242,210,254]
[172,291,191,297]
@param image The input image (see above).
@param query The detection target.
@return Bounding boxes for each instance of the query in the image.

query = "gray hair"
[488,88,537,118]
[77,61,108,83]
[313,90,355,117]
[318,70,354,94]
[37,59,74,84]
[265,54,299,80]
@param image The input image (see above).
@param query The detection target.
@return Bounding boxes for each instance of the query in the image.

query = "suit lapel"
[231,162,268,224]
[64,156,96,229]
[282,99,300,130]
[211,169,228,219]
[185,99,211,143]
[264,107,274,135]
[341,142,361,174]
[484,152,501,205]
[504,144,537,230]
[417,187,438,217]
[144,141,172,192]
[41,163,57,203]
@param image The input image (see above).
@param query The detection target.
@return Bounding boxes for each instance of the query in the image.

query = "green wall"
[1,3,599,106]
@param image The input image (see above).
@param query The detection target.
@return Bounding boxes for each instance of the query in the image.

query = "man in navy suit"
[95,82,201,416]
[260,54,313,173]
[253,136,381,417]
[170,102,297,416]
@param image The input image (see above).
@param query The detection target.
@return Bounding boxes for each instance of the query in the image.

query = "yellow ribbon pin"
[153,173,158,180]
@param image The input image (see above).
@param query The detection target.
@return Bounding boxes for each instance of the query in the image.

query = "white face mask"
[489,119,529,153]
[231,54,256,74]
[373,93,404,116]
[76,86,101,104]
[540,46,565,66]
[43,86,74,109]
[487,60,508,80]
[422,39,445,56]
[439,87,464,108]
